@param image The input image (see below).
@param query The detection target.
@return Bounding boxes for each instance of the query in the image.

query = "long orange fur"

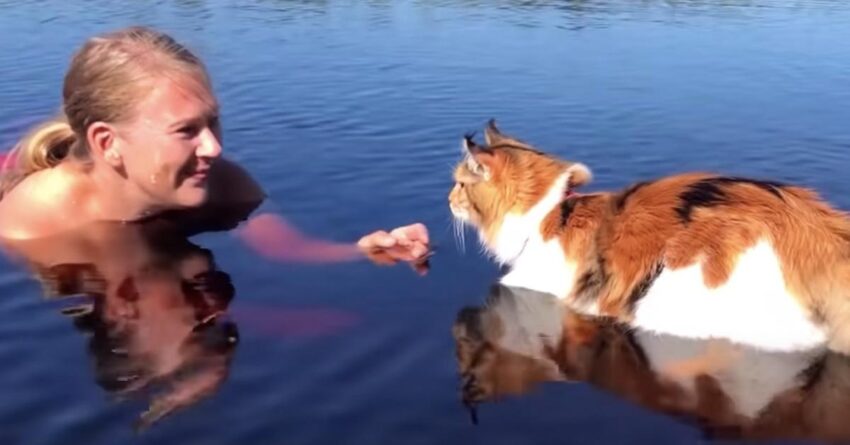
[449,120,850,350]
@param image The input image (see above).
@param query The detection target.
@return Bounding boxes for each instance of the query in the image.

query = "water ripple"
[2,0,850,443]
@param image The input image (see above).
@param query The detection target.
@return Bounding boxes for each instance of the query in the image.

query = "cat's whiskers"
[451,216,467,253]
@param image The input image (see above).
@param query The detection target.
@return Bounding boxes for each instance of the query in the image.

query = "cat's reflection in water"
[453,284,850,443]
[3,219,240,431]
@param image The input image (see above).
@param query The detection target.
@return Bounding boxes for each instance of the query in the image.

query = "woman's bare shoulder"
[208,157,266,206]
[0,168,87,240]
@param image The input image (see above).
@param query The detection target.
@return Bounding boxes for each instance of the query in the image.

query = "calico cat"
[448,120,850,352]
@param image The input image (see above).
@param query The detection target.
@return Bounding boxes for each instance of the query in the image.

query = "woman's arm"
[209,158,431,267]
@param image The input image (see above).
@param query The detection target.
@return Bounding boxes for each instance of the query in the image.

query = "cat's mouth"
[450,204,470,222]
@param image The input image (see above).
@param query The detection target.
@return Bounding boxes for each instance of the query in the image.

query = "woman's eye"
[178,125,199,137]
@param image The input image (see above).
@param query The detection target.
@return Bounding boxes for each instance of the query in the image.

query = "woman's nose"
[197,128,222,159]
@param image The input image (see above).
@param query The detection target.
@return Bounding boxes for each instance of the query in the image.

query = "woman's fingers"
[390,223,429,246]
[357,230,398,250]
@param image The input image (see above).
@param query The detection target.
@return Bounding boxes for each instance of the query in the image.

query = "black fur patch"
[572,254,609,304]
[676,180,727,222]
[614,180,652,212]
[626,261,665,309]
[711,176,786,198]
[573,270,602,300]
[798,355,828,392]
[560,197,580,226]
[676,176,786,223]
[620,327,652,367]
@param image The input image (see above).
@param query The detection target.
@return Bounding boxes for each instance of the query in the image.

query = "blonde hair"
[1,26,211,195]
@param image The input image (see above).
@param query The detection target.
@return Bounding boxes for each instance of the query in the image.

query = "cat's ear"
[566,162,592,188]
[484,118,504,146]
[484,119,532,149]
[463,133,494,180]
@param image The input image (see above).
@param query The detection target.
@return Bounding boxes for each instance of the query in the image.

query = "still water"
[1,1,849,444]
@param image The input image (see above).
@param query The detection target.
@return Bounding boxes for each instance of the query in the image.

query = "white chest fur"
[498,233,578,300]
[488,172,580,299]
[633,240,827,351]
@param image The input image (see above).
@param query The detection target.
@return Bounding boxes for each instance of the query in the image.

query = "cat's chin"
[449,205,470,221]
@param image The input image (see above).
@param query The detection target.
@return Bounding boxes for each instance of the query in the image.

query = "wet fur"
[449,120,850,352]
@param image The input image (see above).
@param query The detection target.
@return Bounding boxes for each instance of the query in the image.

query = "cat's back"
[612,171,847,229]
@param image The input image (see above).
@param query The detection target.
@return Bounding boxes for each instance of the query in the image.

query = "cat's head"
[448,119,592,240]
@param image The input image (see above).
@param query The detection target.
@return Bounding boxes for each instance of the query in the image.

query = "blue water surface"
[1,1,849,444]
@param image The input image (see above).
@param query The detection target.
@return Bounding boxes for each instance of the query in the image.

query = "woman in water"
[0,25,429,266]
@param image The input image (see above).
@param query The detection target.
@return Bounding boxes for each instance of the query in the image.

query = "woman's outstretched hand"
[356,223,431,275]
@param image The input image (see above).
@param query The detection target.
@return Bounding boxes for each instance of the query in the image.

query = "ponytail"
[0,117,77,198]
[14,116,76,174]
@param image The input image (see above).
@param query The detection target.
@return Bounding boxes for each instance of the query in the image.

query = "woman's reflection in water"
[2,210,245,431]
[454,284,850,443]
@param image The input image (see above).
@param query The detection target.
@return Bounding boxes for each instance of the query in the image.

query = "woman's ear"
[87,122,123,168]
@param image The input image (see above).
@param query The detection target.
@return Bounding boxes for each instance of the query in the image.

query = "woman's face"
[115,74,222,209]
[112,248,234,374]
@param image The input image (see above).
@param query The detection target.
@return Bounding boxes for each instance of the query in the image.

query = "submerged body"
[449,120,850,352]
